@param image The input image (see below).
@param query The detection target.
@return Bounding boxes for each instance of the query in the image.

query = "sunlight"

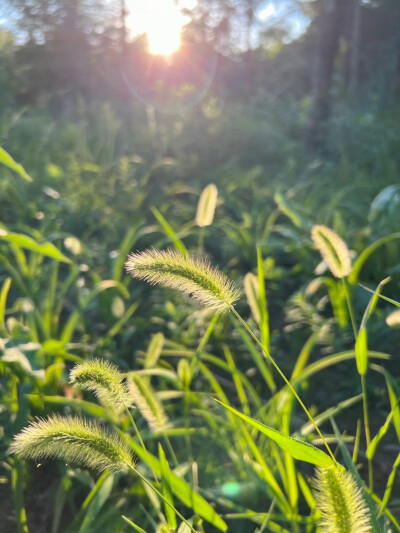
[126,0,188,56]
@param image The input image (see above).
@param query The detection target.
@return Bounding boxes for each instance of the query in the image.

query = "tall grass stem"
[229,306,336,464]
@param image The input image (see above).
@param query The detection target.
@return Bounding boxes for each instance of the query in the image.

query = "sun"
[126,0,188,56]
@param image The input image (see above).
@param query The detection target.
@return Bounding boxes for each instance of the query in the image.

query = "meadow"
[1,1,400,531]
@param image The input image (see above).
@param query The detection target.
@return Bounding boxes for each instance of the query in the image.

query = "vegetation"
[1,0,400,531]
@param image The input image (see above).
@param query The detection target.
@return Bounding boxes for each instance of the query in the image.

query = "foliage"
[1,1,400,530]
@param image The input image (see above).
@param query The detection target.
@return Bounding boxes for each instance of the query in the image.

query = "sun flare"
[126,0,188,56]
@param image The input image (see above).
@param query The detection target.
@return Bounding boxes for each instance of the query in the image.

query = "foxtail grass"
[70,359,132,414]
[128,374,168,432]
[311,225,352,279]
[313,466,372,533]
[125,249,240,313]
[10,415,135,473]
[126,248,337,464]
[196,183,218,227]
[244,272,261,323]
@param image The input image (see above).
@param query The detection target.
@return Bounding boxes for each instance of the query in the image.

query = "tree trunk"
[349,0,361,97]
[305,0,344,153]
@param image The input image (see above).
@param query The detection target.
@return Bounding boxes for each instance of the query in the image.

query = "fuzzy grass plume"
[125,249,240,313]
[70,359,132,414]
[313,467,371,533]
[244,272,261,323]
[311,225,352,279]
[128,374,168,431]
[196,183,218,227]
[10,415,135,473]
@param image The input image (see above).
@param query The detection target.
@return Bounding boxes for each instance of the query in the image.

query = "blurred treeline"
[1,0,400,262]
[1,0,400,166]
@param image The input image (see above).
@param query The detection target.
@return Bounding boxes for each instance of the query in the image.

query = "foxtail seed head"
[125,249,240,313]
[128,374,168,431]
[10,415,135,473]
[244,272,261,323]
[311,225,352,279]
[196,183,218,227]
[70,359,132,414]
[313,467,372,533]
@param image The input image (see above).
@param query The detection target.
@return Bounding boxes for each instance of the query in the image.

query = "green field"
[1,1,400,532]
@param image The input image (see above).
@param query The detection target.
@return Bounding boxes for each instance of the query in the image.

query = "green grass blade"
[127,439,228,531]
[215,400,335,468]
[122,516,147,533]
[366,399,399,460]
[151,206,188,256]
[61,280,128,343]
[359,284,400,308]
[0,277,11,333]
[0,229,71,263]
[11,459,29,533]
[256,246,270,351]
[349,233,400,285]
[106,301,139,339]
[359,277,391,331]
[112,227,139,282]
[379,451,400,516]
[79,473,114,533]
[231,316,276,393]
[0,146,33,181]
[159,443,177,530]
[223,345,249,415]
[299,394,362,437]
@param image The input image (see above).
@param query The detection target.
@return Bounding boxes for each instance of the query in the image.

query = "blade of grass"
[151,206,188,257]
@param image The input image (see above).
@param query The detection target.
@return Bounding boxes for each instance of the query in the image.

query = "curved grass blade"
[0,147,32,182]
[151,206,188,256]
[215,400,336,468]
[126,438,228,531]
[349,233,400,285]
[0,229,71,263]
[159,443,177,530]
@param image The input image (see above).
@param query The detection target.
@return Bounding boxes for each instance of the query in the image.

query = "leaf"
[151,206,188,256]
[215,400,336,468]
[0,147,33,182]
[0,277,11,332]
[127,440,228,531]
[122,516,147,533]
[79,473,114,533]
[359,277,391,331]
[366,405,397,460]
[159,444,177,530]
[349,233,400,285]
[0,229,71,263]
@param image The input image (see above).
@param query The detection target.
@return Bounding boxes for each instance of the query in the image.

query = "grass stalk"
[229,306,336,464]
[130,465,198,533]
[361,375,373,490]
